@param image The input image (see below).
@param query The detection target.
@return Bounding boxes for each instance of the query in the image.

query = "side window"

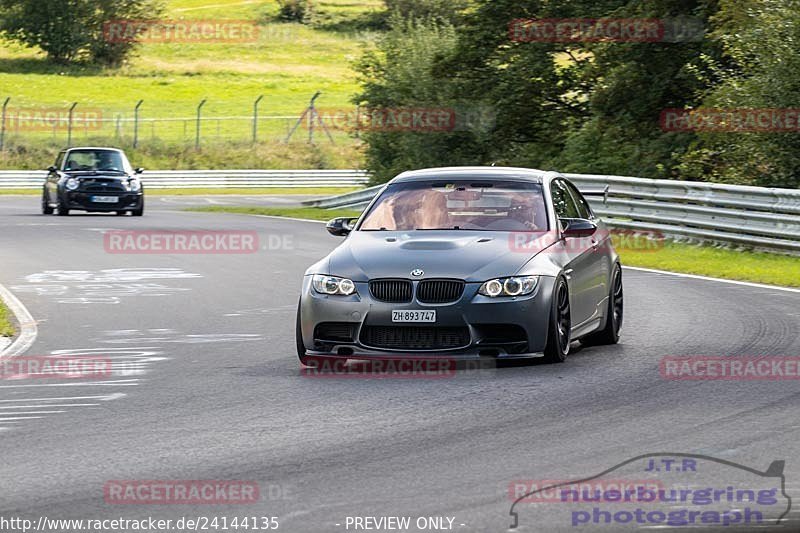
[551,180,580,219]
[55,152,65,170]
[565,182,593,220]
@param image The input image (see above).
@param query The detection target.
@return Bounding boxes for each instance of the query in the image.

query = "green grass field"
[0,0,381,169]
[190,205,800,288]
[0,299,14,338]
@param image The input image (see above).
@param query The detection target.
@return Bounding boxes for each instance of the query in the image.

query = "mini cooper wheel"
[56,199,70,216]
[543,277,571,363]
[41,192,53,215]
[132,200,144,217]
[582,265,623,346]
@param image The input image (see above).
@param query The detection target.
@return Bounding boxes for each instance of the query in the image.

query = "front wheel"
[56,198,69,216]
[542,277,571,363]
[582,265,623,346]
[131,198,144,217]
[295,301,346,369]
[42,192,53,215]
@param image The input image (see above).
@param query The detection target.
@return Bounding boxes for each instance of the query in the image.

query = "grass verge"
[618,240,800,288]
[0,299,15,338]
[186,206,361,221]
[184,208,800,288]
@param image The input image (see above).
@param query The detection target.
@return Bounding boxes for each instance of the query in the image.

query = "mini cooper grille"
[369,279,413,303]
[417,280,465,303]
[83,180,125,192]
[360,326,470,350]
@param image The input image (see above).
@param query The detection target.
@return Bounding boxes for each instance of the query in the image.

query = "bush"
[276,0,315,24]
[383,0,468,23]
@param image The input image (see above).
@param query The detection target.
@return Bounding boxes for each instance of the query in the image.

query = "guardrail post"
[253,95,263,144]
[195,99,207,150]
[0,97,9,153]
[133,100,143,148]
[67,102,77,147]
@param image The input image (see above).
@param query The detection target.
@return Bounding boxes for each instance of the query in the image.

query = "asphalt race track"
[1,195,799,533]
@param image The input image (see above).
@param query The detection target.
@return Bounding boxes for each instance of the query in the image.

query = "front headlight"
[312,275,356,296]
[129,179,141,192]
[65,178,79,191]
[479,276,538,297]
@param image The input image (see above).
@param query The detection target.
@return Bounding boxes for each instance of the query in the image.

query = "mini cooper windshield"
[359,181,549,232]
[63,149,127,173]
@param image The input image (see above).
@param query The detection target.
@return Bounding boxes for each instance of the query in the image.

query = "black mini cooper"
[42,147,145,216]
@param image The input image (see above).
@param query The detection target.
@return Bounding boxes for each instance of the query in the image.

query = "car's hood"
[327,230,555,282]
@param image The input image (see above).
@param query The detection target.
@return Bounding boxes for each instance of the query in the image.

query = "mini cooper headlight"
[312,275,356,296]
[129,179,141,192]
[65,178,80,191]
[479,276,538,297]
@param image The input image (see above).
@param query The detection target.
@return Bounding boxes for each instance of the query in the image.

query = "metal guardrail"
[304,172,800,253]
[0,170,370,189]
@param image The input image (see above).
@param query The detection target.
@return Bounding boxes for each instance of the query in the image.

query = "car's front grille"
[360,326,470,350]
[369,279,413,303]
[417,280,465,303]
[82,180,125,192]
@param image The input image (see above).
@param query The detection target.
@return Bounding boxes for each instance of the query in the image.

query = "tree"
[0,0,163,66]
[354,16,491,183]
[679,0,800,187]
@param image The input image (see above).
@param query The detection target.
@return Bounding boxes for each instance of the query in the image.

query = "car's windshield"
[63,150,127,172]
[359,180,549,232]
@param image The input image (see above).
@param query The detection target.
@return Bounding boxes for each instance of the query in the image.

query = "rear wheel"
[582,265,623,346]
[542,277,571,363]
[41,192,53,215]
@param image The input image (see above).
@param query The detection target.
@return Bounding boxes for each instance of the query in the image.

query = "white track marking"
[0,393,125,402]
[623,266,800,293]
[0,380,139,389]
[0,404,100,409]
[0,283,38,359]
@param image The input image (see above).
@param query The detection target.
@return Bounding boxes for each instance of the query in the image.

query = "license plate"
[92,196,119,203]
[392,310,436,323]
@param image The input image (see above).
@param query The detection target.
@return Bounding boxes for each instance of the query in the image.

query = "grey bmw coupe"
[297,167,622,367]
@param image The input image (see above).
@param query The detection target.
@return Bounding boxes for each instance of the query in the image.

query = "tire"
[295,301,346,369]
[542,277,571,363]
[582,265,623,346]
[56,198,69,216]
[42,192,53,215]
[132,199,144,217]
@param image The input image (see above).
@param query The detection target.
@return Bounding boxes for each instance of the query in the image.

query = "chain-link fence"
[0,96,360,151]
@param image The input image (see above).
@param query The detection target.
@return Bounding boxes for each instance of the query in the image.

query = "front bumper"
[299,276,556,361]
[64,191,143,212]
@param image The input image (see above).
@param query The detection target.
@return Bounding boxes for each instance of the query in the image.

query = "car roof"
[64,147,125,152]
[389,166,557,184]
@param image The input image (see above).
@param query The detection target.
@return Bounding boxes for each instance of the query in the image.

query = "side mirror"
[562,218,597,238]
[135,167,144,174]
[47,166,57,173]
[326,217,358,237]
